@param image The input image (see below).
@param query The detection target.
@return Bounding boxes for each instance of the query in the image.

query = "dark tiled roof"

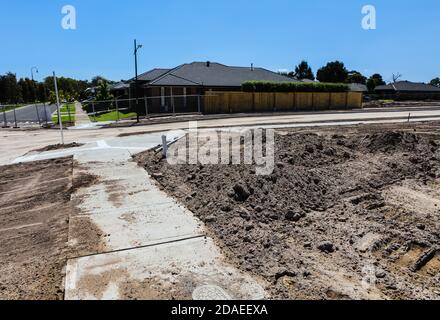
[375,81,440,92]
[350,83,368,92]
[147,62,295,87]
[109,82,129,90]
[135,68,171,82]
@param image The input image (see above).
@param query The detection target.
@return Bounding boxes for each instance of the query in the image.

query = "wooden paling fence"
[204,91,363,114]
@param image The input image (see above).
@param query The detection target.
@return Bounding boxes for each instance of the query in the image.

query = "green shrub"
[242,81,349,93]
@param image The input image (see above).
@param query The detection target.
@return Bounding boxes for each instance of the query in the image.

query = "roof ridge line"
[148,63,188,85]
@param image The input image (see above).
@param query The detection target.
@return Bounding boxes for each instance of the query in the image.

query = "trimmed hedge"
[242,81,350,93]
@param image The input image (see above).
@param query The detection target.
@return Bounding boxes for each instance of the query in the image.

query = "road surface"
[1,104,58,124]
[1,105,440,165]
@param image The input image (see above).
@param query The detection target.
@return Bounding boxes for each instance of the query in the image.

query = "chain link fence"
[82,94,204,122]
[1,94,207,128]
[1,103,57,128]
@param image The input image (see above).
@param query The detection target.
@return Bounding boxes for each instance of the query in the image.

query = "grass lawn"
[1,104,24,112]
[93,111,137,122]
[59,104,76,113]
[52,104,76,124]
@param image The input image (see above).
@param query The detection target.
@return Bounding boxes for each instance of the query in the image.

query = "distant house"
[349,83,368,93]
[109,82,129,99]
[128,61,294,113]
[375,81,440,94]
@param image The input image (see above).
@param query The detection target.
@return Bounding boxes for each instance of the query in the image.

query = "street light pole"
[31,67,38,82]
[134,39,142,123]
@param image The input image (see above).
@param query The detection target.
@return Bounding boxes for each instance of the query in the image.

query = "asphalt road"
[1,104,58,124]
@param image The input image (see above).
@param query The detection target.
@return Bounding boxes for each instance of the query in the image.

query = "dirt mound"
[135,125,440,300]
[362,131,420,152]
[30,142,84,153]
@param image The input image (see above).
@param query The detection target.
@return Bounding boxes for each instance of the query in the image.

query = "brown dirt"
[71,171,99,193]
[134,121,440,300]
[0,157,74,300]
[29,142,84,154]
[68,216,107,258]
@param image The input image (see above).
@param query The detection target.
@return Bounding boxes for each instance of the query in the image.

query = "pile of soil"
[30,142,84,153]
[135,122,440,300]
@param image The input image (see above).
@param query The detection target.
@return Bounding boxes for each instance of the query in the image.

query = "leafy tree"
[346,71,367,84]
[0,72,22,104]
[36,83,48,102]
[430,77,440,88]
[18,78,38,103]
[290,61,315,80]
[316,61,348,83]
[366,73,386,92]
[95,80,113,102]
[48,90,66,105]
[91,76,115,87]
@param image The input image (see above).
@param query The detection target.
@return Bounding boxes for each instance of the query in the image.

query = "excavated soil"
[29,142,84,154]
[135,122,440,300]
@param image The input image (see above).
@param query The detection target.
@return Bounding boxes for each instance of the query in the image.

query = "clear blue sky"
[1,0,439,83]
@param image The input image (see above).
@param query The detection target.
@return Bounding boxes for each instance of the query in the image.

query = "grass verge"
[93,111,137,122]
[52,104,76,124]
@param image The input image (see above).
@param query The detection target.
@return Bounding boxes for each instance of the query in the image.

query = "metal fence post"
[144,96,149,119]
[171,88,175,116]
[35,104,41,125]
[43,102,48,126]
[67,103,72,123]
[13,106,18,128]
[2,105,5,127]
[115,99,120,122]
[198,95,201,113]
[92,101,96,122]
[2,105,9,128]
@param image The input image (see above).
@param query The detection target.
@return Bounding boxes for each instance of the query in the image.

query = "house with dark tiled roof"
[375,81,440,94]
[128,61,295,113]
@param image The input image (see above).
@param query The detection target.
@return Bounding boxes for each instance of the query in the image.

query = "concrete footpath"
[13,131,266,300]
[74,102,92,127]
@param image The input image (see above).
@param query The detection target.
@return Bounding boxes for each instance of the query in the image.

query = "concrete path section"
[54,133,267,300]
[73,102,92,126]
[65,237,266,300]
[69,148,204,254]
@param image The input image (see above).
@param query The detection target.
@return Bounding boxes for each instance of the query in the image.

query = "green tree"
[430,77,440,88]
[95,80,113,101]
[36,83,48,102]
[18,78,38,103]
[290,61,315,80]
[0,72,22,104]
[316,61,348,83]
[346,71,367,84]
[366,73,386,92]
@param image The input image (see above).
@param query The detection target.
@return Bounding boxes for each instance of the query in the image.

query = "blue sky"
[1,0,439,83]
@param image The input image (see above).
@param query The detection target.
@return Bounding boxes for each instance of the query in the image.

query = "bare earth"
[0,158,74,300]
[135,122,440,300]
